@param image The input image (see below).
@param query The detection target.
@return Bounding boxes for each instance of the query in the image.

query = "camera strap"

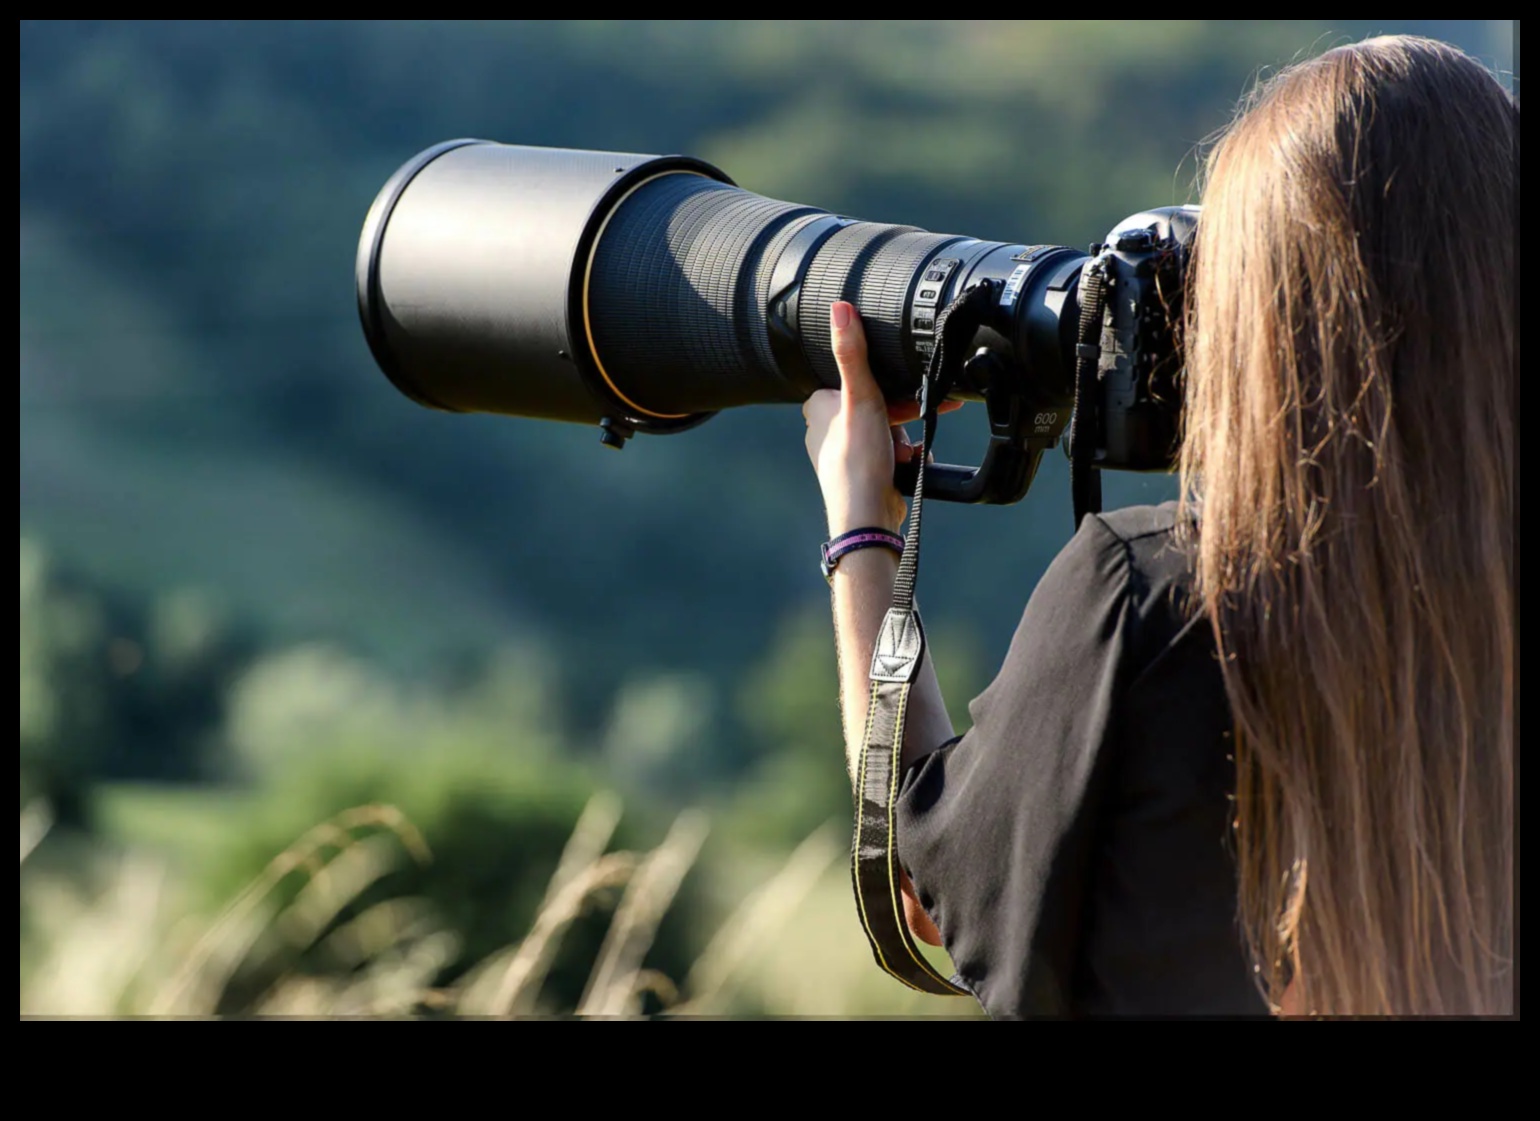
[851,281,997,997]
[1069,259,1107,529]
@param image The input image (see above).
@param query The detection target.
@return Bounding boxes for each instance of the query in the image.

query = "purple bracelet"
[821,527,904,583]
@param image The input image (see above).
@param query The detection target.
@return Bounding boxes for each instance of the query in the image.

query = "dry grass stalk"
[273,832,407,951]
[453,791,630,1016]
[316,897,439,970]
[627,968,679,1008]
[328,929,460,1016]
[147,804,429,1015]
[577,809,709,1018]
[20,800,52,866]
[676,821,842,1014]
[458,850,638,1016]
[537,790,623,911]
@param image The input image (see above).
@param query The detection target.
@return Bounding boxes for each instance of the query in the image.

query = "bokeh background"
[20,20,1517,1017]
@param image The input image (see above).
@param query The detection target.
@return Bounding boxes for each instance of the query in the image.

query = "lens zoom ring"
[798,223,911,389]
[798,225,959,394]
[852,230,958,383]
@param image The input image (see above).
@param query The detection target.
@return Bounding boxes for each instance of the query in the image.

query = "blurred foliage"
[20,538,249,819]
[18,21,1513,1015]
[98,640,720,1009]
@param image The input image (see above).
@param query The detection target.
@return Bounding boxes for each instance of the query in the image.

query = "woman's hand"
[802,302,960,535]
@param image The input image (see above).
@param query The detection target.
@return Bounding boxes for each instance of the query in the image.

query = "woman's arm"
[802,301,958,945]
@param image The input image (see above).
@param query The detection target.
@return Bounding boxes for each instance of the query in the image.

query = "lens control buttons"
[909,256,960,367]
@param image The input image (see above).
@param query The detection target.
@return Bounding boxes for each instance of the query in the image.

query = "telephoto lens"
[356,140,1089,446]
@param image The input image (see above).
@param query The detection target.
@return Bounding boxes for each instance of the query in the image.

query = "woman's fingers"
[830,302,882,411]
[802,388,840,428]
[892,432,938,467]
[808,384,963,431]
[886,399,965,426]
[830,302,965,421]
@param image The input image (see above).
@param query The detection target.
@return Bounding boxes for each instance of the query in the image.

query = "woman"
[803,35,1516,1017]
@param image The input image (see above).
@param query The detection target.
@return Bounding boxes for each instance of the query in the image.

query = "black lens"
[358,141,1085,433]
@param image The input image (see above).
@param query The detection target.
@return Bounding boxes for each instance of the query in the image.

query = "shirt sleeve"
[895,514,1135,1018]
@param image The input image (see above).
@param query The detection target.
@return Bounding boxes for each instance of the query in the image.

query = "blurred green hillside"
[19,21,1514,1015]
[22,21,1511,690]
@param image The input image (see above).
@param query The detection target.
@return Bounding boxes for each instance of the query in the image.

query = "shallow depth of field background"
[20,20,1516,1016]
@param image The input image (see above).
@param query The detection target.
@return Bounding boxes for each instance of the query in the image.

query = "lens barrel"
[357,141,1087,436]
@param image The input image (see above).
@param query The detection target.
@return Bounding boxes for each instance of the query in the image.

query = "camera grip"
[893,446,1045,505]
[893,460,981,503]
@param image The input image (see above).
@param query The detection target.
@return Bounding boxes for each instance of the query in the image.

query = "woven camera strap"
[1069,259,1107,530]
[850,280,996,996]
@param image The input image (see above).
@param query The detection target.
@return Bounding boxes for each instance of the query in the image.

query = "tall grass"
[19,795,862,1018]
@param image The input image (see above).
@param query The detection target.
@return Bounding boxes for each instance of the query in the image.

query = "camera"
[356,139,1196,505]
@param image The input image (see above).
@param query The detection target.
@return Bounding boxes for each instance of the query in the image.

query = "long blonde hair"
[1180,36,1516,1015]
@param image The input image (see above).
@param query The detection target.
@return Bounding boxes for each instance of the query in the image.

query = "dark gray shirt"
[897,502,1269,1018]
